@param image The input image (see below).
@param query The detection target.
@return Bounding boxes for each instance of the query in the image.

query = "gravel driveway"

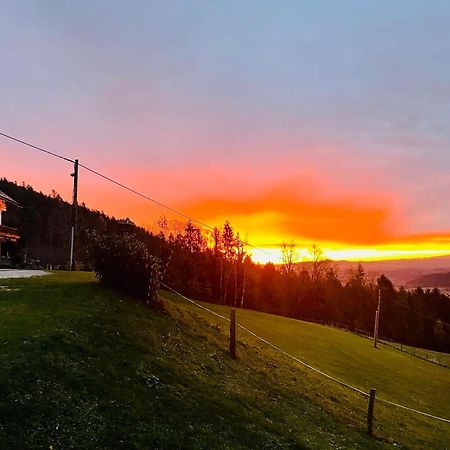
[0,269,49,279]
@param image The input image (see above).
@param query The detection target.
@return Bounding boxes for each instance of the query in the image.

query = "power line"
[0,131,276,260]
[79,163,214,230]
[79,163,275,258]
[398,302,450,328]
[79,163,274,257]
[0,132,75,163]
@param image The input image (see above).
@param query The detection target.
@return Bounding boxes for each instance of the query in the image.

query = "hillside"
[332,256,450,287]
[1,272,449,449]
[0,177,163,269]
[171,293,450,418]
[407,271,450,288]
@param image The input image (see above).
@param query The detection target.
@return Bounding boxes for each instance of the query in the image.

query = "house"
[0,190,20,264]
[118,217,135,229]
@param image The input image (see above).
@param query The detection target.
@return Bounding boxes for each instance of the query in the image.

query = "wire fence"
[379,339,450,368]
[353,328,450,368]
[288,319,450,370]
[161,283,450,426]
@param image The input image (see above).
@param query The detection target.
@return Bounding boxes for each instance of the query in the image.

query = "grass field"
[0,272,449,449]
[380,340,450,367]
[164,292,450,448]
[167,293,450,413]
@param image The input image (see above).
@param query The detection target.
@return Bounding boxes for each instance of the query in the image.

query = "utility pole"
[373,289,381,348]
[69,159,79,271]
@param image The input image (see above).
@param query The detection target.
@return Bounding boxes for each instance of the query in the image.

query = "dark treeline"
[2,178,450,352]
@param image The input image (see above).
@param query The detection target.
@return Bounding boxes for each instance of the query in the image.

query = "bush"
[90,232,161,302]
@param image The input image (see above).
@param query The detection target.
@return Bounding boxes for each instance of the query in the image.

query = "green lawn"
[169,294,450,412]
[380,340,450,367]
[0,272,448,449]
[165,291,450,449]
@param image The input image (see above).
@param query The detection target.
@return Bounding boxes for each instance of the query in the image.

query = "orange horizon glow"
[176,189,450,264]
[249,244,450,265]
[4,158,450,266]
[143,209,450,265]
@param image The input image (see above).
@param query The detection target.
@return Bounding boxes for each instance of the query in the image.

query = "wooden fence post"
[367,388,376,435]
[229,309,236,359]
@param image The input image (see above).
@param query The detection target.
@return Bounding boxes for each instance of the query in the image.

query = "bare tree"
[239,245,249,308]
[233,232,247,307]
[156,215,168,238]
[280,240,299,277]
[155,215,185,240]
[210,226,222,299]
[309,244,328,283]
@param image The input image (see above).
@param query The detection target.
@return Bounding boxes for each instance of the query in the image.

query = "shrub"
[90,232,161,303]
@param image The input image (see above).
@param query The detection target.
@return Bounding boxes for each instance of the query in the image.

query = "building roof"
[118,217,135,226]
[0,190,20,207]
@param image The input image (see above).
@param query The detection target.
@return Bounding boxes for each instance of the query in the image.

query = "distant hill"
[331,256,450,287]
[291,256,450,287]
[407,271,450,288]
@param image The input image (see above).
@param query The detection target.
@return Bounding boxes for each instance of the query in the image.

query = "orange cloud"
[5,152,450,263]
[182,190,393,246]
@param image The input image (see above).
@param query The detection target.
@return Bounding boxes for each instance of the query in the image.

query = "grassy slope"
[169,293,450,447]
[171,295,450,411]
[381,340,450,367]
[0,273,447,449]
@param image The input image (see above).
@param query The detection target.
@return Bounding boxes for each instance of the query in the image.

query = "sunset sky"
[2,1,450,263]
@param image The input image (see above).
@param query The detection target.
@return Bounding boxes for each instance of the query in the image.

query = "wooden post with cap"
[367,388,376,435]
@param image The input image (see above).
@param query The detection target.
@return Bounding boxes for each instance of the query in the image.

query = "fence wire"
[161,283,450,425]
